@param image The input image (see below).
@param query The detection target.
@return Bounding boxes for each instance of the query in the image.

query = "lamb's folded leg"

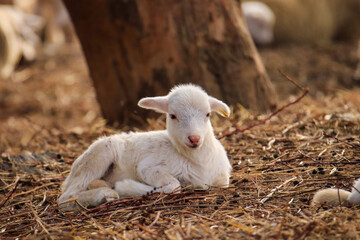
[212,172,230,188]
[59,136,121,207]
[58,187,119,211]
[138,167,181,193]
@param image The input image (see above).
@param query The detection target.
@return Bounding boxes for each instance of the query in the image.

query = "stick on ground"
[218,70,309,139]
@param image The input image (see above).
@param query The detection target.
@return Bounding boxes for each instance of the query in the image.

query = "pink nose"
[188,135,200,144]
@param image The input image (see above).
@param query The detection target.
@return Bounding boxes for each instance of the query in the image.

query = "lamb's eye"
[206,113,211,117]
[170,114,177,120]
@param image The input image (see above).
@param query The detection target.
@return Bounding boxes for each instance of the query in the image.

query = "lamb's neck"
[177,134,218,164]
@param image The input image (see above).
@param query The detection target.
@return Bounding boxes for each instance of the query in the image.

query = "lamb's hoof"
[58,201,79,212]
[98,188,119,203]
[159,182,181,194]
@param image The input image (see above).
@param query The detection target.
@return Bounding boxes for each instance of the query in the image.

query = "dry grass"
[1,43,360,239]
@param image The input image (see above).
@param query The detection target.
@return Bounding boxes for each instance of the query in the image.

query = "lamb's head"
[138,84,230,150]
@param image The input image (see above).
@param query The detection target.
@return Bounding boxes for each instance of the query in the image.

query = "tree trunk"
[63,0,277,126]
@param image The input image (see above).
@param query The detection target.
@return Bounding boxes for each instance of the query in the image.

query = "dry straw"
[1,73,360,239]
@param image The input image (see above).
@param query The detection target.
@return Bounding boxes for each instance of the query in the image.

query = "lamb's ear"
[209,96,230,118]
[138,96,169,113]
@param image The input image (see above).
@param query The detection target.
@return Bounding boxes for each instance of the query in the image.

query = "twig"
[353,185,360,195]
[298,151,317,162]
[324,134,360,149]
[0,176,20,209]
[87,190,191,213]
[226,221,256,234]
[277,69,305,91]
[91,204,233,218]
[210,200,229,218]
[88,194,171,215]
[138,224,155,234]
[261,177,297,203]
[295,161,360,166]
[336,176,342,206]
[218,70,309,139]
[179,210,217,222]
[75,199,89,211]
[148,211,162,227]
[12,182,55,198]
[86,196,144,213]
[30,203,52,237]
[87,193,207,214]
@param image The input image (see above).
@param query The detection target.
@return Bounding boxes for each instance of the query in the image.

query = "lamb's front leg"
[138,165,181,193]
[114,169,180,197]
[114,171,181,197]
[212,172,230,188]
[114,179,155,196]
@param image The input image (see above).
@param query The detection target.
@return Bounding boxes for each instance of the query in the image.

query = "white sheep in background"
[312,179,360,207]
[58,84,232,211]
[242,1,275,46]
[0,5,43,79]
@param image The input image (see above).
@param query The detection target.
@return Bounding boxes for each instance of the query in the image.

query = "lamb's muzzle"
[188,135,200,148]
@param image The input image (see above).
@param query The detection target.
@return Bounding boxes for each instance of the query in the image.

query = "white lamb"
[58,84,232,211]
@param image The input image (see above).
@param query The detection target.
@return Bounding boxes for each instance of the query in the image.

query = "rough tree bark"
[63,0,277,126]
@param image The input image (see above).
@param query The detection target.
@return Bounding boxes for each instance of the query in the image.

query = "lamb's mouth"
[186,143,199,149]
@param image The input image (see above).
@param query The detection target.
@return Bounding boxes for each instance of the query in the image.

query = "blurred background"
[0,0,359,153]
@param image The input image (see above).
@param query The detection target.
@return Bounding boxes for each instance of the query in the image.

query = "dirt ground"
[1,41,360,239]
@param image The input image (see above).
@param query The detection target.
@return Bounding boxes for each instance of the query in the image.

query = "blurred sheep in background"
[243,0,360,45]
[0,0,74,79]
[0,4,43,78]
[242,1,275,46]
